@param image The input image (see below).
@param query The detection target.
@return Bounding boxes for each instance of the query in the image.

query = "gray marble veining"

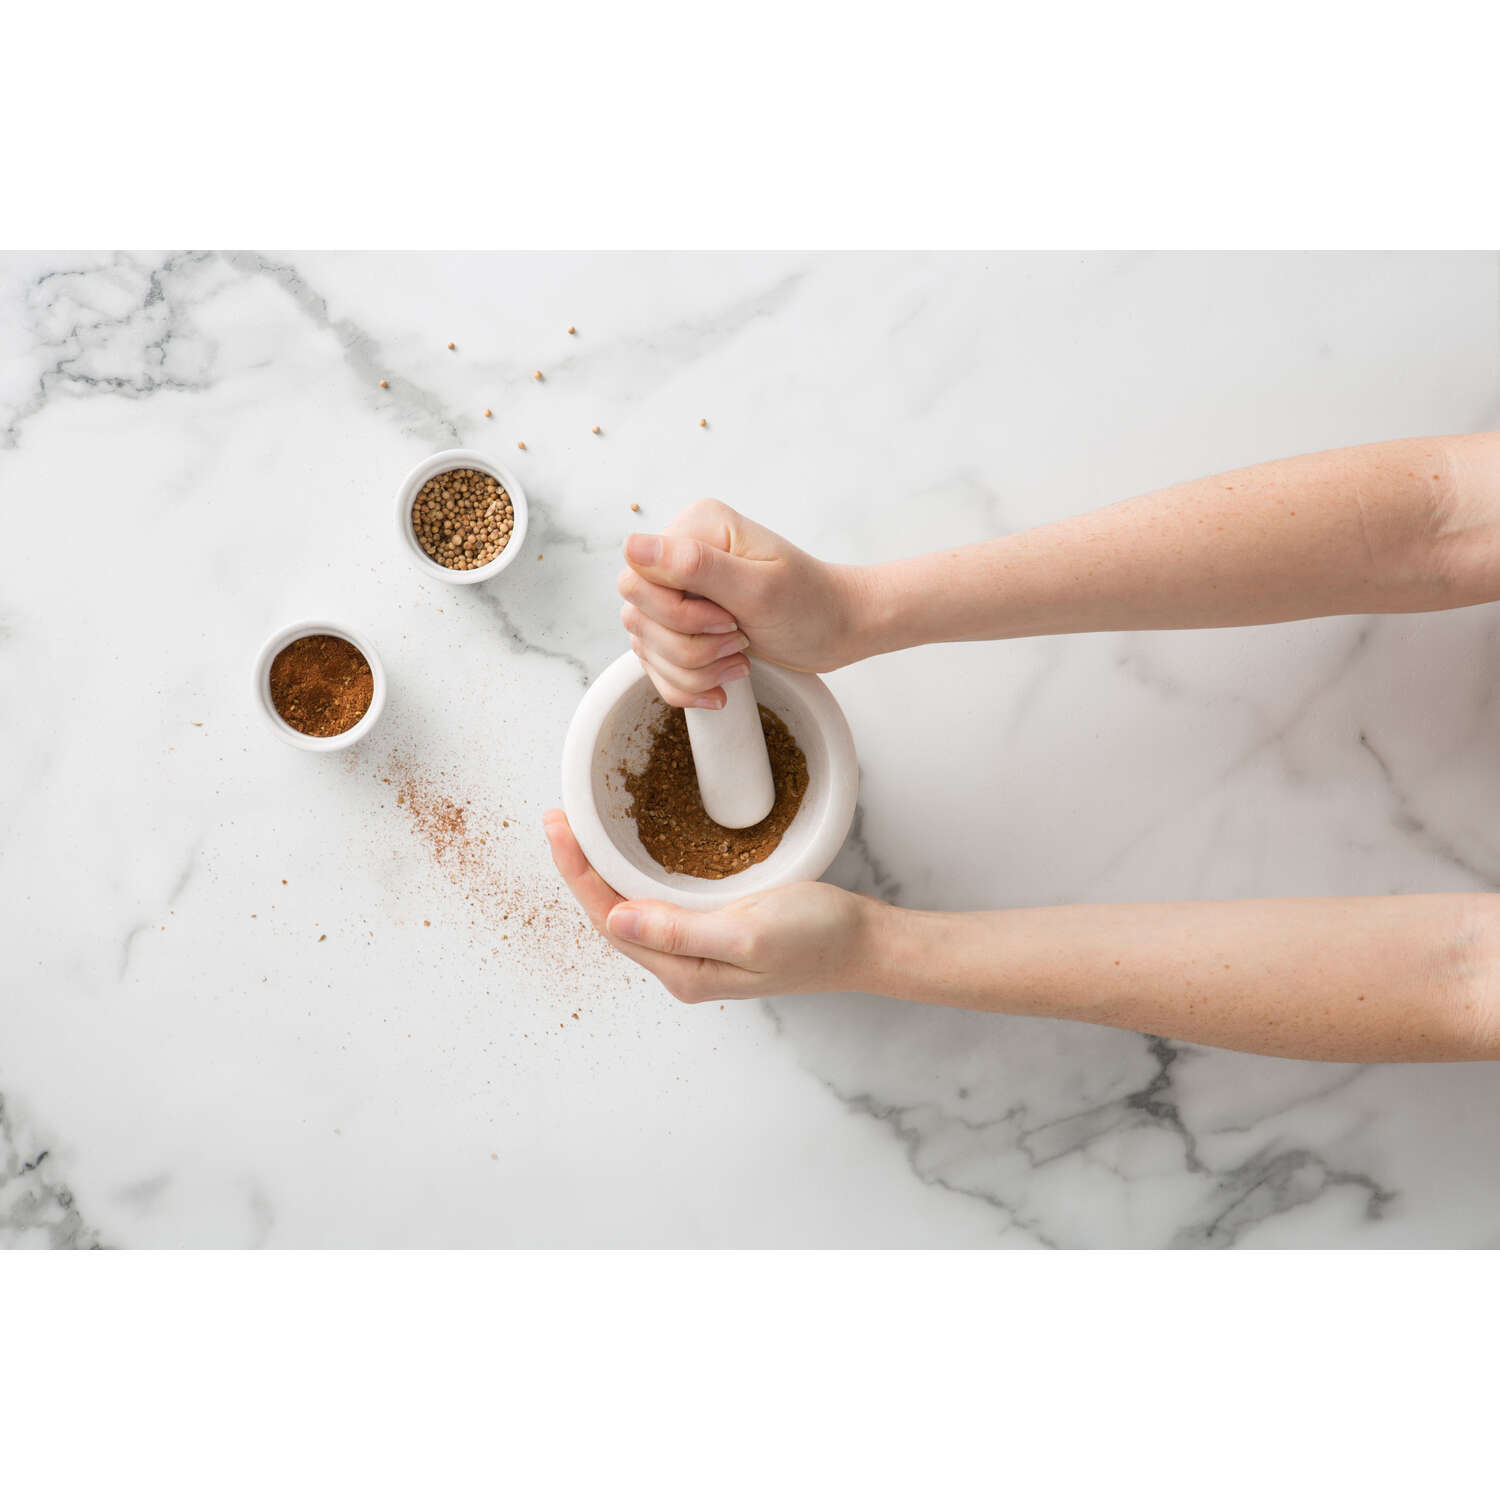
[2,250,1498,1247]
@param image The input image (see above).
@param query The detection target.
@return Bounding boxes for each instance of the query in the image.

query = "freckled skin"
[559,432,1500,1061]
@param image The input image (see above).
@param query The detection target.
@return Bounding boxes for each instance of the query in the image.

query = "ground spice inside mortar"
[623,706,808,878]
[269,634,373,736]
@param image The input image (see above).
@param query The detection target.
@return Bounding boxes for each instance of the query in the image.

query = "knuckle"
[732,926,763,965]
[674,596,715,630]
[679,497,729,530]
[617,566,640,600]
[682,635,723,669]
[675,537,708,579]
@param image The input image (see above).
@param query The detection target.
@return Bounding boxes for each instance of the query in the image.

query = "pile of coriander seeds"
[411,467,514,571]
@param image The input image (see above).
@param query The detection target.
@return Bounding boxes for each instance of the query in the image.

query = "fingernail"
[703,620,740,634]
[609,907,643,941]
[691,692,724,709]
[719,662,750,684]
[625,534,662,566]
[714,633,749,660]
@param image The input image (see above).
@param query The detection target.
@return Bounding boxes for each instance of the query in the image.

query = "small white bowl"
[253,620,387,752]
[395,448,530,585]
[562,652,859,911]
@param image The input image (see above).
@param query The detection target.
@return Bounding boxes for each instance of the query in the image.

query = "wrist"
[846,897,931,999]
[834,560,910,663]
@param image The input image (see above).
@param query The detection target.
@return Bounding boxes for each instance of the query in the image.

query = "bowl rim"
[394,448,530,586]
[252,619,387,752]
[561,651,859,911]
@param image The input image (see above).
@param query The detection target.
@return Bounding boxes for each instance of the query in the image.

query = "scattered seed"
[424,920,431,927]
[318,934,326,943]
[592,425,601,435]
[484,408,492,418]
[516,440,526,450]
[537,553,543,561]
[630,502,640,512]
[699,417,708,427]
[567,325,576,335]
[447,341,456,350]
[532,370,544,381]
[379,379,389,388]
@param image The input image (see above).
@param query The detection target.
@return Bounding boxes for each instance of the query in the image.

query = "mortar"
[561,651,859,912]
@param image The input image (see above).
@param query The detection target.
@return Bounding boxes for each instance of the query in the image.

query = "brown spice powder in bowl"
[269,634,373,736]
[623,706,809,878]
[411,467,514,571]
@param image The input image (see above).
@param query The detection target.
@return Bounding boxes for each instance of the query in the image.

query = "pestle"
[684,674,776,828]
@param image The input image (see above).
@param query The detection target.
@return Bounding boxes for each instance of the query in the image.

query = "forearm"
[854,893,1500,1062]
[848,433,1500,653]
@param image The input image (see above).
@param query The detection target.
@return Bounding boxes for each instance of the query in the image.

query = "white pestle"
[684,674,776,829]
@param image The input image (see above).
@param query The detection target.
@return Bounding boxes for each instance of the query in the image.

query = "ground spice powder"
[624,706,808,878]
[269,634,373,736]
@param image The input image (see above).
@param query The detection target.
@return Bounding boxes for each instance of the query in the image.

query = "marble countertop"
[3,250,1499,1248]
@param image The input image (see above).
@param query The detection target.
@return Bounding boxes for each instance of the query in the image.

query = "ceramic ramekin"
[562,652,859,912]
[394,448,530,585]
[253,620,387,752]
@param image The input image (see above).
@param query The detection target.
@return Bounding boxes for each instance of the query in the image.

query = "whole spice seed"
[567,325,576,335]
[516,440,526,450]
[623,705,808,878]
[269,634,374,737]
[379,379,389,388]
[592,425,601,435]
[484,408,492,418]
[532,370,544,382]
[447,341,456,350]
[411,466,514,571]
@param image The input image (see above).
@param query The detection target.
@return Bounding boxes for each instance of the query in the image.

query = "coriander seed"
[379,379,389,388]
[532,370,543,381]
[447,341,456,350]
[592,425,601,435]
[699,417,707,427]
[411,467,515,572]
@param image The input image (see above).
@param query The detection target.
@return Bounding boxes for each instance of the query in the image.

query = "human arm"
[544,812,1500,1063]
[618,433,1500,703]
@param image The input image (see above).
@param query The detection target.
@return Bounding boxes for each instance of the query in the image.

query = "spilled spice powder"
[623,706,808,878]
[380,754,603,974]
[269,634,373,736]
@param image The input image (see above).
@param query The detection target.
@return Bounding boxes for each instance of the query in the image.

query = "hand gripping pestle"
[684,674,776,829]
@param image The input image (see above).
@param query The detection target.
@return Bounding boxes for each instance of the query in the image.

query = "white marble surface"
[3,251,1499,1248]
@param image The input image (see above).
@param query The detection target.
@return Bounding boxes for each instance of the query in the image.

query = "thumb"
[606,900,750,963]
[622,532,763,613]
